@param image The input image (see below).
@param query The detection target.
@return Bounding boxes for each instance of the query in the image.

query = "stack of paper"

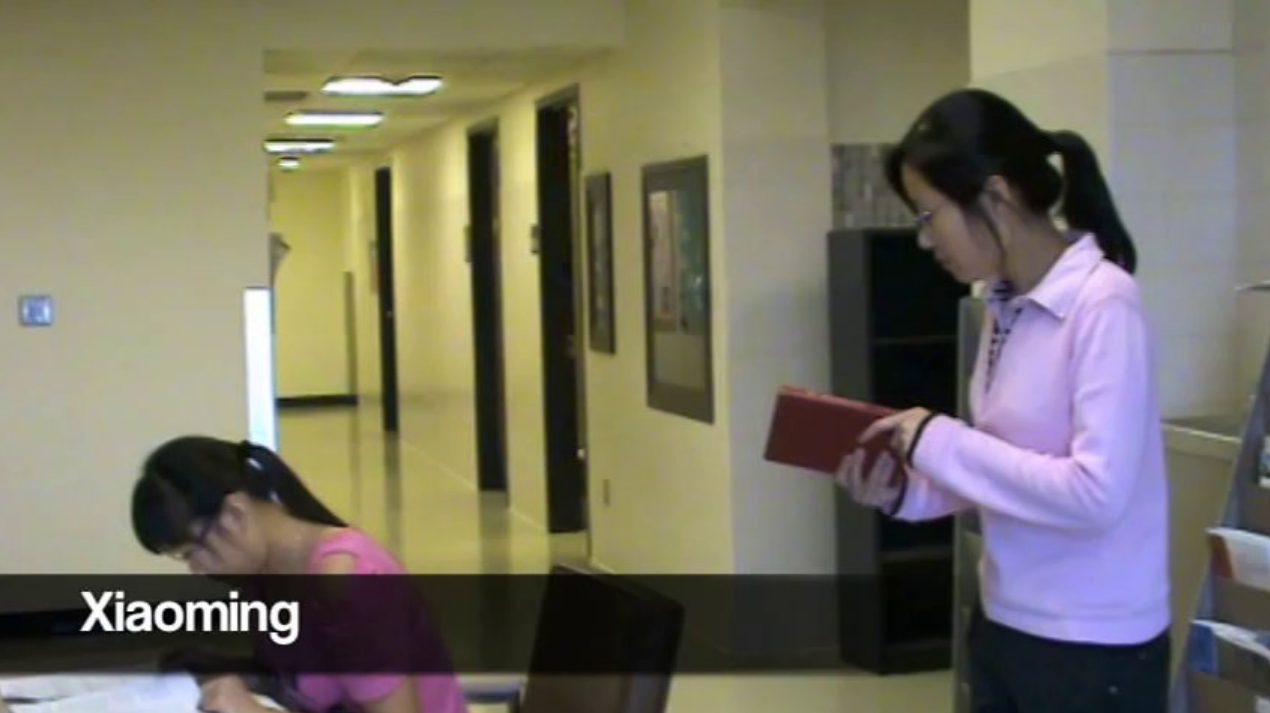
[0,674,150,703]
[3,673,202,713]
[0,673,282,713]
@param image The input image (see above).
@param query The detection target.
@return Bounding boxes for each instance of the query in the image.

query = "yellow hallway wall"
[0,0,622,577]
[827,0,970,144]
[270,169,353,398]
[392,128,479,487]
[345,165,384,404]
[377,0,733,573]
[514,0,733,574]
[0,2,265,575]
[1234,0,1270,389]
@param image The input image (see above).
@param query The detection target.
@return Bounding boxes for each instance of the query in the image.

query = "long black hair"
[132,435,347,555]
[884,89,1136,274]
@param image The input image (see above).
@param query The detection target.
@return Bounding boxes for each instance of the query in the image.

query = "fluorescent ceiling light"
[286,110,384,128]
[264,138,334,154]
[277,157,301,171]
[322,75,444,97]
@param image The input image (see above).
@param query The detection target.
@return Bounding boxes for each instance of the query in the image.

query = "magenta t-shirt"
[267,528,469,713]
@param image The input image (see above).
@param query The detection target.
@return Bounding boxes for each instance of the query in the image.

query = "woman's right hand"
[835,449,904,511]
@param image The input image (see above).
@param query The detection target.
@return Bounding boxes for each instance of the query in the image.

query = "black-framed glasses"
[166,445,260,562]
[167,518,214,562]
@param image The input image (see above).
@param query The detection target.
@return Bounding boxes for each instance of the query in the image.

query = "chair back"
[519,565,684,713]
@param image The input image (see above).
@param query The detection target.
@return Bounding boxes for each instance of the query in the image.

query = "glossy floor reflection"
[278,406,588,574]
[278,406,953,713]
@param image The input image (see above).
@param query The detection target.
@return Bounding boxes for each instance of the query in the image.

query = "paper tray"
[1240,486,1270,536]
[1189,670,1270,712]
[1213,578,1270,632]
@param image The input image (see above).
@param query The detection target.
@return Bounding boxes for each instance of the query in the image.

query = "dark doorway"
[374,166,400,433]
[535,88,588,535]
[467,123,509,493]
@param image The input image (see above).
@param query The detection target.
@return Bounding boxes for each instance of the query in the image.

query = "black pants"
[968,607,1170,713]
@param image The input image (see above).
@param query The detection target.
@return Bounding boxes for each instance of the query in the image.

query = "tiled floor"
[278,406,954,713]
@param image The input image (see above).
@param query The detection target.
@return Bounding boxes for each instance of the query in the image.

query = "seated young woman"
[131,435,469,713]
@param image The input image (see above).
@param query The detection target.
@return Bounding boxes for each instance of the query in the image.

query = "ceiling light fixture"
[277,157,302,171]
[264,138,335,154]
[321,74,444,97]
[285,110,384,129]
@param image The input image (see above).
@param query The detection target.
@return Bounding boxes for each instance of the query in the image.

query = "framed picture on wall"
[585,172,616,354]
[641,155,714,424]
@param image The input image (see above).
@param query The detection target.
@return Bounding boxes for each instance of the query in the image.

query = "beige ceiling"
[263,48,600,169]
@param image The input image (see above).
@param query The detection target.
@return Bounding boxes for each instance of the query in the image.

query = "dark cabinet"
[828,227,968,674]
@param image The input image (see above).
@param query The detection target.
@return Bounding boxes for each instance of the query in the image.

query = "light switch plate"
[19,295,54,327]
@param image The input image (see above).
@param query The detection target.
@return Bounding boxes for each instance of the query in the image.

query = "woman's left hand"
[198,675,269,713]
[860,407,934,458]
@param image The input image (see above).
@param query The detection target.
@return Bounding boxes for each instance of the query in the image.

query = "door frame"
[534,84,590,538]
[467,118,510,494]
[374,165,400,433]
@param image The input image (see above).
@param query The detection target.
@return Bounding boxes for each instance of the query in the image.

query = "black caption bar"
[0,574,949,674]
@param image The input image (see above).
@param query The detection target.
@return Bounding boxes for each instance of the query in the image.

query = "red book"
[763,386,899,474]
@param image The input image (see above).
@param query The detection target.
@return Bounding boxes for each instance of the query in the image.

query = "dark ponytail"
[132,435,346,555]
[239,441,347,528]
[885,89,1137,274]
[1049,130,1136,273]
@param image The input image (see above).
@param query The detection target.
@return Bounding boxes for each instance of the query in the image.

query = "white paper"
[3,673,285,713]
[0,674,147,703]
[7,674,200,713]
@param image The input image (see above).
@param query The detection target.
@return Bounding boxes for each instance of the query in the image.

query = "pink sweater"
[897,234,1171,645]
[281,529,470,713]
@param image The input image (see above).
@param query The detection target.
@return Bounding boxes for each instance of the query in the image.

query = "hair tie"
[1041,130,1060,155]
[239,441,280,503]
[238,440,264,472]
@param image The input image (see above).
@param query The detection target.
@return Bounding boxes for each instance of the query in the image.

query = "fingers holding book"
[859,407,933,460]
[836,449,904,510]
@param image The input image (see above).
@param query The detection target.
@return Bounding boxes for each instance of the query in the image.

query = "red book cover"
[763,386,898,474]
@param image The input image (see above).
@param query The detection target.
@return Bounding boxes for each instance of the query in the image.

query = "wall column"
[972,0,1242,417]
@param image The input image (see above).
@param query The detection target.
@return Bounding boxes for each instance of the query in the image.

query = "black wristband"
[884,469,909,518]
[904,412,939,468]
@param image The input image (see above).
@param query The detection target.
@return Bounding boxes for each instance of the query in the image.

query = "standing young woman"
[836,89,1171,713]
[131,436,469,713]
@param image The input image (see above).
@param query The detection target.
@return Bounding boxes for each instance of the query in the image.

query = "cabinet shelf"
[873,336,957,347]
[828,227,969,675]
[880,545,954,565]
